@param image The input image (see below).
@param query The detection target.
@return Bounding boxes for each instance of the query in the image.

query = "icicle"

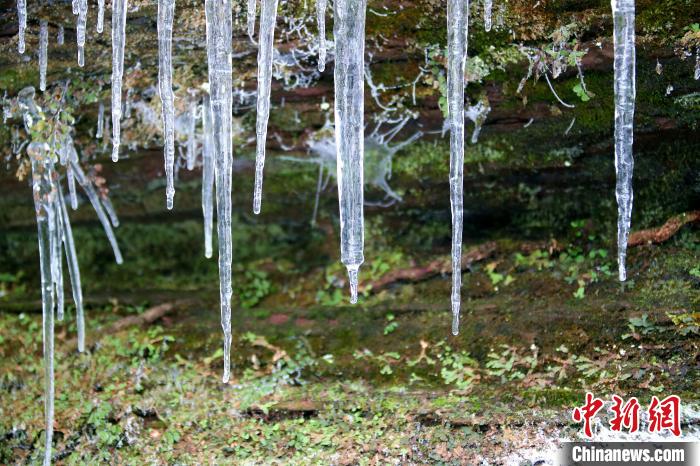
[186,97,197,171]
[111,0,129,162]
[97,0,105,33]
[67,165,78,209]
[72,0,79,15]
[695,48,699,80]
[39,21,48,92]
[103,114,110,145]
[665,84,673,96]
[611,0,635,282]
[77,0,88,67]
[96,102,104,138]
[205,0,233,383]
[311,163,323,225]
[202,95,215,259]
[101,196,120,227]
[70,160,123,264]
[247,0,257,39]
[484,0,492,32]
[17,0,26,54]
[57,187,85,352]
[655,59,662,75]
[252,0,279,214]
[447,0,469,335]
[58,26,65,46]
[158,0,176,208]
[333,0,367,304]
[28,143,55,466]
[51,191,65,322]
[317,0,327,72]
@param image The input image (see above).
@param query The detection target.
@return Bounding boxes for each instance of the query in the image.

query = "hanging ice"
[67,165,78,209]
[446,0,469,335]
[77,0,88,67]
[247,0,257,39]
[17,0,26,54]
[158,0,176,208]
[695,48,699,80]
[111,0,129,162]
[58,26,65,46]
[317,0,327,72]
[202,95,214,259]
[253,0,279,214]
[333,0,367,304]
[465,96,490,144]
[70,160,123,264]
[205,0,233,383]
[39,21,48,92]
[96,102,105,138]
[101,196,120,227]
[186,97,197,171]
[28,143,55,466]
[484,0,492,32]
[97,0,105,33]
[611,0,635,282]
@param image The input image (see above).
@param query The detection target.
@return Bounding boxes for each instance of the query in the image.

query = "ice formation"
[333,0,367,304]
[186,96,197,171]
[58,26,65,46]
[97,0,105,33]
[17,0,26,54]
[202,95,214,259]
[77,0,88,67]
[158,0,176,208]
[39,21,48,92]
[446,0,469,334]
[484,0,492,32]
[205,0,234,383]
[96,102,105,138]
[247,0,257,39]
[253,0,279,214]
[611,0,635,281]
[695,48,700,80]
[317,0,327,71]
[465,97,490,144]
[111,0,129,162]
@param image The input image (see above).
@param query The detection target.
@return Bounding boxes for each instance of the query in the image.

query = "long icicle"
[158,0,176,208]
[205,0,233,383]
[447,0,469,335]
[51,187,65,322]
[611,0,635,281]
[29,143,55,466]
[77,0,88,67]
[111,0,129,162]
[39,20,48,91]
[317,0,327,72]
[253,0,279,214]
[57,186,86,352]
[97,0,105,33]
[70,160,123,264]
[333,0,367,304]
[202,94,215,259]
[247,0,257,40]
[17,0,26,54]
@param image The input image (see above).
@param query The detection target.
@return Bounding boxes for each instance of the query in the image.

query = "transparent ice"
[158,0,176,208]
[111,0,129,162]
[39,21,48,91]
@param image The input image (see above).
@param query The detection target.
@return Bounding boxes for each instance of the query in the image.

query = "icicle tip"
[347,266,359,305]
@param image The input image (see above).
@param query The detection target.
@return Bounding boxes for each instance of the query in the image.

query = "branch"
[628,211,700,248]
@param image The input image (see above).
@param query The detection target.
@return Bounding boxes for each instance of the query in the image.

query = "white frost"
[253,0,279,214]
[334,0,367,304]
[611,0,635,281]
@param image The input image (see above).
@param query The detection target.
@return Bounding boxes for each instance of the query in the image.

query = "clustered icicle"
[446,0,469,335]
[611,0,635,282]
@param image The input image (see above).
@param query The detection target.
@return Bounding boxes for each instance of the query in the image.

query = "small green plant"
[383,313,399,335]
[238,269,272,308]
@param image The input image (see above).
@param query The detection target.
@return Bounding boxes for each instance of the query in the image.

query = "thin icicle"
[186,97,197,171]
[447,0,469,335]
[58,26,65,46]
[70,160,124,264]
[39,21,48,92]
[17,0,26,54]
[101,196,120,227]
[57,187,85,352]
[111,0,129,162]
[97,0,105,33]
[202,95,215,259]
[695,47,699,80]
[205,0,233,383]
[67,165,78,209]
[311,162,323,225]
[77,0,88,67]
[158,0,176,208]
[334,0,367,304]
[253,0,279,214]
[611,0,635,282]
[28,143,55,466]
[484,0,492,31]
[247,0,257,39]
[317,0,327,72]
[51,191,65,322]
[96,102,104,138]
